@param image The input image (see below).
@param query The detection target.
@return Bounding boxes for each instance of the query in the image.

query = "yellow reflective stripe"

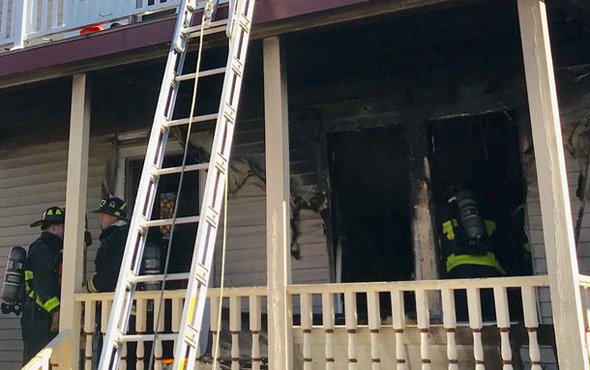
[442,220,455,240]
[24,270,33,280]
[446,252,506,275]
[42,297,59,312]
[485,220,496,236]
[87,277,98,293]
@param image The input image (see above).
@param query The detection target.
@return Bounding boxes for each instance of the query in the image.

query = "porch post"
[59,74,91,369]
[264,36,293,369]
[517,0,589,368]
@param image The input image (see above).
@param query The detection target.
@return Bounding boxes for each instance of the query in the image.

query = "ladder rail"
[98,0,197,368]
[172,0,254,368]
[98,0,255,368]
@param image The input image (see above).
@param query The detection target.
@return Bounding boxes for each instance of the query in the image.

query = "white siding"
[0,136,107,370]
[528,147,590,323]
[213,175,331,287]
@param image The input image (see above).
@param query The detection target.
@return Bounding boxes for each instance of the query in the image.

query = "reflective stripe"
[446,252,506,275]
[24,269,60,312]
[442,220,455,240]
[87,277,98,293]
[25,270,33,295]
[42,296,60,312]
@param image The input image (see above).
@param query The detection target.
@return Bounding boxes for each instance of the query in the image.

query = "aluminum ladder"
[97,0,255,368]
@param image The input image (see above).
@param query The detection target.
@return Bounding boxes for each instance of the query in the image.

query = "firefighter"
[85,197,139,368]
[441,186,505,279]
[85,197,129,293]
[21,206,65,365]
[439,186,505,321]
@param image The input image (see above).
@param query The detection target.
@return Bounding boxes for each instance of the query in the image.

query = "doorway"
[427,112,532,277]
[328,127,413,284]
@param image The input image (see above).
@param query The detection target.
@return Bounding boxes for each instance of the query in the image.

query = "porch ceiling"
[0,0,461,89]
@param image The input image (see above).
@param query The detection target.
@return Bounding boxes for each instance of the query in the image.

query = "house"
[1,0,590,369]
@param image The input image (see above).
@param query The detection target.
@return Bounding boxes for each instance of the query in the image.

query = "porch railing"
[21,330,71,370]
[73,276,551,369]
[0,0,227,51]
[288,276,551,369]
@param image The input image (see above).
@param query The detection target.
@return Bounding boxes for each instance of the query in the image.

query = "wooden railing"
[72,276,552,369]
[74,286,267,370]
[20,330,71,370]
[287,276,550,369]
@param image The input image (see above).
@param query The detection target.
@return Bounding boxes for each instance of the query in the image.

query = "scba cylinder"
[2,246,26,304]
[141,242,162,291]
[454,190,487,251]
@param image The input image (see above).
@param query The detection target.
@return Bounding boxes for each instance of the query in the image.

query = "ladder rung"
[143,215,200,228]
[121,333,178,342]
[175,67,226,82]
[183,19,228,39]
[184,324,200,348]
[166,113,218,127]
[131,272,190,284]
[155,163,209,176]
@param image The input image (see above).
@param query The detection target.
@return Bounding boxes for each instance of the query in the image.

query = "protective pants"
[21,304,56,365]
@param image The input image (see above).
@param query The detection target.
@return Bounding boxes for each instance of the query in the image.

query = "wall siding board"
[0,136,107,370]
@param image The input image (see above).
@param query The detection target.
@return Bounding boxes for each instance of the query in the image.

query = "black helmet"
[30,207,65,228]
[91,197,128,220]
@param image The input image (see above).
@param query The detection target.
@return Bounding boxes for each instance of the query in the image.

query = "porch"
[4,0,590,369]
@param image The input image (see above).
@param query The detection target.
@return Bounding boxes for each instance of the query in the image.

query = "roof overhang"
[0,0,460,89]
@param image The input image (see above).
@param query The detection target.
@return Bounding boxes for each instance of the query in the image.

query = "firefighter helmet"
[91,197,128,220]
[30,207,65,228]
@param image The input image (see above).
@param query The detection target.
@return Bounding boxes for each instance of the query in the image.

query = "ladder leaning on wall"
[98,0,255,369]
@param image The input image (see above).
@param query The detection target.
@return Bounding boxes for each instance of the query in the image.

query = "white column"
[517,1,589,368]
[264,36,293,370]
[59,73,91,369]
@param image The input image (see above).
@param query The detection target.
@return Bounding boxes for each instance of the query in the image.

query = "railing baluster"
[522,286,541,370]
[41,0,49,34]
[367,291,381,370]
[101,299,111,339]
[493,287,513,370]
[136,298,147,370]
[31,0,39,34]
[1,0,9,40]
[153,296,164,370]
[466,288,485,370]
[301,292,314,370]
[441,289,458,370]
[249,295,262,370]
[119,339,128,370]
[210,296,221,368]
[230,295,241,370]
[170,296,181,359]
[322,292,335,370]
[391,290,407,370]
[416,290,432,370]
[344,291,358,370]
[83,300,96,370]
[52,0,59,27]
